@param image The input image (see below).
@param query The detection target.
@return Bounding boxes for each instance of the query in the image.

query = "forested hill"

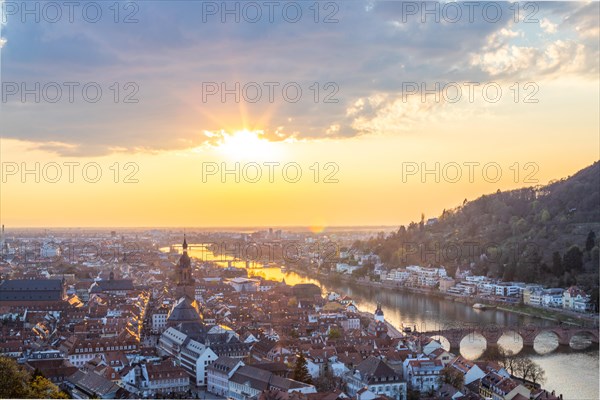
[357,161,600,290]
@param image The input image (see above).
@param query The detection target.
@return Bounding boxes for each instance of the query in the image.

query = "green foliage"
[0,357,68,399]
[355,162,600,289]
[351,267,368,278]
[563,245,583,273]
[292,353,312,385]
[328,328,341,340]
[407,389,420,400]
[590,287,599,312]
[440,366,464,389]
[540,209,551,223]
[314,367,337,392]
[552,251,563,276]
[30,376,69,399]
[487,348,546,386]
[586,230,597,251]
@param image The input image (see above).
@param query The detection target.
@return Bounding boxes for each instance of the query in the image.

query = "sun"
[216,129,280,161]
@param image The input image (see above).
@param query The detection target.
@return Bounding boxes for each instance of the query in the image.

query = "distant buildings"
[89,271,134,296]
[229,277,260,292]
[563,286,593,312]
[523,285,593,312]
[0,230,578,400]
[381,266,447,288]
[0,278,65,309]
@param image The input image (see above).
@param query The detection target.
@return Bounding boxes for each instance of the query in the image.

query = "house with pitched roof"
[207,356,244,396]
[479,372,530,400]
[344,356,406,400]
[406,359,444,392]
[228,365,316,400]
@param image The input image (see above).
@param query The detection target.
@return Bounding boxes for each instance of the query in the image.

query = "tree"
[440,366,464,389]
[586,230,596,252]
[0,357,67,399]
[529,363,546,386]
[0,357,32,398]
[540,209,551,223]
[503,263,516,282]
[29,376,69,399]
[328,328,341,340]
[591,247,599,268]
[314,367,337,392]
[292,353,312,384]
[513,357,535,380]
[552,251,563,276]
[511,356,545,385]
[563,245,583,272]
[407,390,421,400]
[590,287,599,313]
[489,348,525,378]
[351,267,368,278]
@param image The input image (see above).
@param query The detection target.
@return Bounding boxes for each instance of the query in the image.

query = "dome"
[167,297,202,324]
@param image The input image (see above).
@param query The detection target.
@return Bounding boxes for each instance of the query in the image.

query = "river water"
[170,245,600,399]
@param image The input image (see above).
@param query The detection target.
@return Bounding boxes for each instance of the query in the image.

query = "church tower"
[168,235,202,327]
[374,302,384,323]
[175,235,195,300]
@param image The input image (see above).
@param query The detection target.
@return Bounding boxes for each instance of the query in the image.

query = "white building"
[563,286,592,312]
[345,356,407,400]
[228,277,259,292]
[494,282,523,297]
[206,356,244,397]
[151,306,169,333]
[340,316,361,331]
[406,359,444,392]
[228,365,316,400]
[448,356,485,385]
[158,327,219,386]
[541,288,564,308]
[336,263,362,274]
[40,242,61,258]
[527,288,543,307]
[122,358,189,397]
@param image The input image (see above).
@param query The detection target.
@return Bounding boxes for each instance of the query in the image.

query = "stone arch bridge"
[419,324,599,353]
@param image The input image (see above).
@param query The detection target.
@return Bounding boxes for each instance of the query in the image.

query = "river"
[168,245,600,399]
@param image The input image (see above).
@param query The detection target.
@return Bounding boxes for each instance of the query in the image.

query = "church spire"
[183,234,188,251]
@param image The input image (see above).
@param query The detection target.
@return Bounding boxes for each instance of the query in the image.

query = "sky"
[0,1,598,228]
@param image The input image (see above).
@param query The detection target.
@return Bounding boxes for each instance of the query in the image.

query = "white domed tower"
[374,302,384,323]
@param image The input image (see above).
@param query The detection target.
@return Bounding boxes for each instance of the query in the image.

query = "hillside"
[357,161,600,292]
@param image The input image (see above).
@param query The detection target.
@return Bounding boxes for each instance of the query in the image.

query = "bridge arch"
[497,329,524,355]
[567,329,599,350]
[419,325,598,355]
[459,332,487,359]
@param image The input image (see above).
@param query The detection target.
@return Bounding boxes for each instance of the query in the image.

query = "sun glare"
[216,129,280,161]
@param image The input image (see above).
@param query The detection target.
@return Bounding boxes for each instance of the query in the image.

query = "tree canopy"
[0,357,68,399]
[351,162,600,294]
[292,353,312,384]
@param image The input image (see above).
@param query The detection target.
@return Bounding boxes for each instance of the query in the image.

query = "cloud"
[0,1,597,156]
[470,40,592,80]
[540,18,558,34]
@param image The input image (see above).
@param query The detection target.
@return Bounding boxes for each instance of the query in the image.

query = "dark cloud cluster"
[1,1,597,156]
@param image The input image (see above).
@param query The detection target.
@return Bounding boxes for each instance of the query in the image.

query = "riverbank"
[289,266,598,328]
